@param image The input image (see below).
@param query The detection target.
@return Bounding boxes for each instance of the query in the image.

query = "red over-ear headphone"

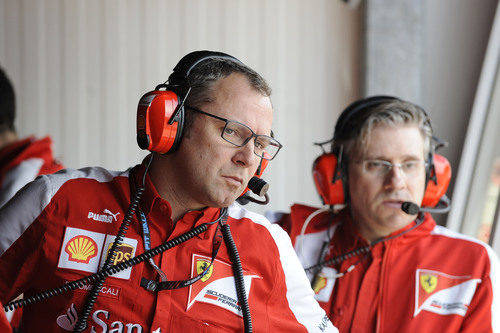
[136,51,242,154]
[136,50,271,199]
[312,95,452,209]
[312,152,451,207]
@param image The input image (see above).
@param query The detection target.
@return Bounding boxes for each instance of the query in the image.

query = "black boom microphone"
[236,176,270,206]
[401,201,420,215]
[401,196,451,215]
[247,176,269,197]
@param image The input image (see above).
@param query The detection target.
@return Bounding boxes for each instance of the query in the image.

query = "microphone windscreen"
[401,201,420,215]
[247,176,269,196]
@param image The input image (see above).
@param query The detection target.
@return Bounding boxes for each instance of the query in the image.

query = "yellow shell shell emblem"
[65,235,98,264]
[420,274,438,293]
[196,260,214,282]
[312,275,327,294]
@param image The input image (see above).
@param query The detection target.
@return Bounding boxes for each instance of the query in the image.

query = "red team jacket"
[0,136,63,207]
[274,203,500,332]
[0,164,336,332]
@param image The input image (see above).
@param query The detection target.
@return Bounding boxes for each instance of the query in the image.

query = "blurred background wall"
[0,0,497,227]
[0,0,363,215]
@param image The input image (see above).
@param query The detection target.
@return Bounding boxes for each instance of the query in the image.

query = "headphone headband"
[332,95,434,158]
[333,95,399,143]
[168,50,242,87]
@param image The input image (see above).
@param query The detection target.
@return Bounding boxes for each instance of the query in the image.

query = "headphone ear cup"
[421,154,451,207]
[312,153,345,206]
[136,90,184,154]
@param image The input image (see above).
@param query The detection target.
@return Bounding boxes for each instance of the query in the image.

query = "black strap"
[156,222,223,291]
[140,209,226,292]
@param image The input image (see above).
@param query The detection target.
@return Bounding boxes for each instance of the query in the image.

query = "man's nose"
[384,164,406,189]
[233,139,256,167]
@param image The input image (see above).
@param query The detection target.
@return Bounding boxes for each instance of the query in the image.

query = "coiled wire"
[220,222,252,333]
[73,154,155,331]
[3,222,209,313]
[4,215,253,333]
[304,213,426,275]
[305,245,370,274]
[73,186,145,331]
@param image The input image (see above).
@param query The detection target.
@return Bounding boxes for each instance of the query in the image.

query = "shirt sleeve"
[0,175,53,303]
[0,158,44,208]
[267,223,338,333]
[460,245,500,332]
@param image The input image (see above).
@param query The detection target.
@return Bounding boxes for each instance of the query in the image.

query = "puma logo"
[103,209,120,221]
[87,209,120,223]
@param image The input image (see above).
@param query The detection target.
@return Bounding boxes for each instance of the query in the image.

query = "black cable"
[4,222,209,313]
[309,240,332,288]
[305,244,370,274]
[5,212,254,332]
[73,155,154,332]
[220,222,252,333]
[305,213,425,274]
[72,185,144,332]
[236,193,269,206]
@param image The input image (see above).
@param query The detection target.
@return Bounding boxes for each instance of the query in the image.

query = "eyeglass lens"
[363,160,425,177]
[222,121,280,160]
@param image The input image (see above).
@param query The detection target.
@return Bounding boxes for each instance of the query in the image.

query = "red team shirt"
[0,164,336,332]
[274,203,499,332]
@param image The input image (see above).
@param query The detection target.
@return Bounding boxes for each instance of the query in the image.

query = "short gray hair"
[170,58,272,136]
[334,99,433,161]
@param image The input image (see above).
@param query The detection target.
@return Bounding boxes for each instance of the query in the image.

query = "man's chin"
[384,214,414,230]
[210,192,241,208]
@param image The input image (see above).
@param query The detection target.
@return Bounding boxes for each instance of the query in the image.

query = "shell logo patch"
[311,267,337,303]
[414,269,481,317]
[187,254,261,316]
[58,227,137,280]
[58,227,105,273]
[196,259,213,282]
[65,235,98,264]
[312,274,327,294]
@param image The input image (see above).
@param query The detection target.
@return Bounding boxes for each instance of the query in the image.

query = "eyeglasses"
[186,106,282,160]
[357,159,427,178]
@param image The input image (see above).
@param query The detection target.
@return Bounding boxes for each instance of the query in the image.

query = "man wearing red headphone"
[271,96,499,332]
[0,51,336,332]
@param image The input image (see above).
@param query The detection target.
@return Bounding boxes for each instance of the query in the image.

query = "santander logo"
[56,304,146,332]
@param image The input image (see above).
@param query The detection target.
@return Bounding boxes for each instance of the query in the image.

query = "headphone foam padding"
[136,90,181,154]
[312,153,345,206]
[421,154,451,207]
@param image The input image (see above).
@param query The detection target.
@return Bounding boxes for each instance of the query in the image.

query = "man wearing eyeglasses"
[270,96,499,332]
[0,51,336,332]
